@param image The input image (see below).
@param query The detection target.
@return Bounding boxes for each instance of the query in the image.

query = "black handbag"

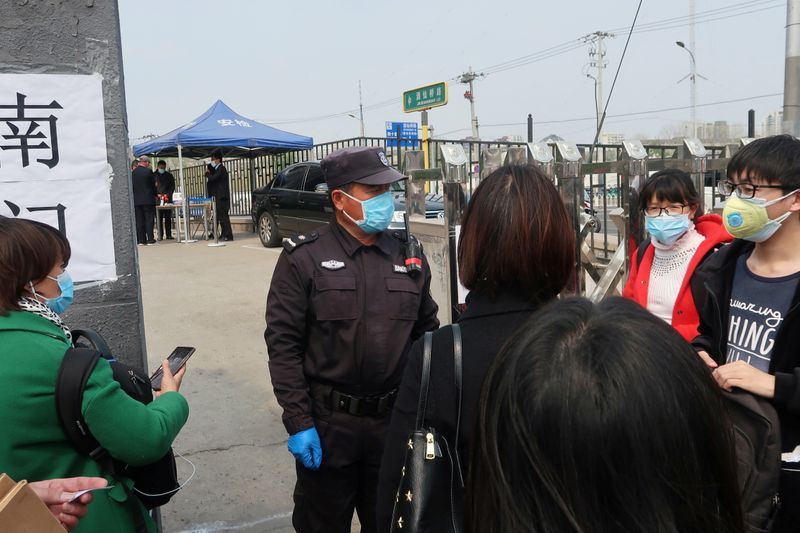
[390,324,464,533]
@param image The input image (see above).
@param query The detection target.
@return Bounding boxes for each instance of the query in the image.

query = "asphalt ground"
[139,232,365,532]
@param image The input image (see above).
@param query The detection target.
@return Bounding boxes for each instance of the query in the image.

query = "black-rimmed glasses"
[643,205,688,217]
[717,179,788,199]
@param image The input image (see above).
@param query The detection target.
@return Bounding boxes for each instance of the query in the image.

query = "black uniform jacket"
[206,163,230,200]
[375,287,545,530]
[156,171,175,201]
[131,166,156,206]
[692,239,800,453]
[265,219,440,435]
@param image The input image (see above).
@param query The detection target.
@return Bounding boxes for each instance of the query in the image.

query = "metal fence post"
[208,198,225,247]
[440,144,469,321]
[527,142,554,179]
[682,138,708,213]
[554,141,584,294]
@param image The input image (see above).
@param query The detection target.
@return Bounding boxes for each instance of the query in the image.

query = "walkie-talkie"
[403,212,422,275]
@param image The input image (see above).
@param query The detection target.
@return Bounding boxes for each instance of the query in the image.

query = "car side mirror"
[314,183,329,193]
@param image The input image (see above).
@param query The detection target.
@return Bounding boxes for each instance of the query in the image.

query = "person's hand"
[29,477,107,531]
[697,350,718,368]
[288,427,322,470]
[154,360,186,398]
[713,360,776,398]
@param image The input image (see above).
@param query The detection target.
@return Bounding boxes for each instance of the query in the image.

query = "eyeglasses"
[717,179,788,199]
[643,204,688,217]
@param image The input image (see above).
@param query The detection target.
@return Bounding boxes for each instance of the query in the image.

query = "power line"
[257,0,782,127]
[468,0,781,79]
[479,93,782,129]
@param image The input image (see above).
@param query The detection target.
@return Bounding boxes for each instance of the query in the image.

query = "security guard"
[265,146,439,532]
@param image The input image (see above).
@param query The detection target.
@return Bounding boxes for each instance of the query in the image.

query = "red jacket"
[622,214,732,342]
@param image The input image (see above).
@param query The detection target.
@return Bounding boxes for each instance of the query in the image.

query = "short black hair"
[211,150,223,161]
[157,160,166,167]
[0,218,71,314]
[468,297,743,533]
[638,168,700,213]
[727,134,800,190]
[458,164,574,301]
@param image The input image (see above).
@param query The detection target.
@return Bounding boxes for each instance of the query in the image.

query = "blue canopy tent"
[132,100,313,241]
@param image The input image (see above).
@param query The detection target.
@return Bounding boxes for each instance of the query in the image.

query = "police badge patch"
[321,260,345,271]
[378,151,390,167]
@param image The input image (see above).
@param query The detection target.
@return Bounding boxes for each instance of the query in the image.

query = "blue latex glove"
[288,427,322,470]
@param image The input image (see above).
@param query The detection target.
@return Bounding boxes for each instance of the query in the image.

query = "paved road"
[139,233,312,532]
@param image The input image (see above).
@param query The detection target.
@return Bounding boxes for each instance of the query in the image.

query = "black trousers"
[292,408,389,533]
[134,205,155,244]
[215,198,233,240]
[158,208,172,238]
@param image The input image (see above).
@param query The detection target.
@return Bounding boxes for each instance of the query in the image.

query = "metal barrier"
[173,135,744,316]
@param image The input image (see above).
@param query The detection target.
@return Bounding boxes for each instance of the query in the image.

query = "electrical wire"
[587,0,642,159]
[436,92,782,135]
[257,0,782,127]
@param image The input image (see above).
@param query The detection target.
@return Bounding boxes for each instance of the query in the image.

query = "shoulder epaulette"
[390,230,408,242]
[283,231,318,253]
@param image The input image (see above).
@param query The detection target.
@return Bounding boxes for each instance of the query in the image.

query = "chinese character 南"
[0,93,62,169]
[2,200,67,234]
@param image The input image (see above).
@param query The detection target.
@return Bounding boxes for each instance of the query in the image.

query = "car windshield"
[390,181,404,193]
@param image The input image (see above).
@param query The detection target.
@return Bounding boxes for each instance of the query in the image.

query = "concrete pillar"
[784,0,800,136]
[0,1,147,370]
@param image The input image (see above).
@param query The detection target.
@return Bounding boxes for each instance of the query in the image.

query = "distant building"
[494,134,525,143]
[600,132,624,144]
[762,111,783,137]
[539,134,564,143]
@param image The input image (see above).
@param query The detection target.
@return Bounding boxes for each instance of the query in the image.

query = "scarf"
[18,297,72,342]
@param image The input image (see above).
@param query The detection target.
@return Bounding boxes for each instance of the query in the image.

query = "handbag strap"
[415,331,434,429]
[452,324,465,485]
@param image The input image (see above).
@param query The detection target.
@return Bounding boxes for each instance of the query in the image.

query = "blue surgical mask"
[158,168,165,174]
[30,271,74,314]
[341,190,395,234]
[645,214,690,246]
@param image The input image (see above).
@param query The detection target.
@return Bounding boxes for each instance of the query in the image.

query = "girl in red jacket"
[623,169,731,341]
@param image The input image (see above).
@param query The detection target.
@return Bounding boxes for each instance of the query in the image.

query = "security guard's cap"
[321,146,405,189]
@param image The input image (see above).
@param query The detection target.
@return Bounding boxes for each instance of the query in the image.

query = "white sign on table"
[0,73,116,282]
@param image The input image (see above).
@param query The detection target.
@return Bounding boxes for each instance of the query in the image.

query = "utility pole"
[358,80,365,137]
[784,0,800,135]
[458,67,484,139]
[584,31,615,136]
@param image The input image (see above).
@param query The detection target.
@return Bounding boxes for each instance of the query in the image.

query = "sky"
[119,0,787,146]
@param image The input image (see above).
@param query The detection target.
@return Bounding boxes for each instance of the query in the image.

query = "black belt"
[309,381,398,417]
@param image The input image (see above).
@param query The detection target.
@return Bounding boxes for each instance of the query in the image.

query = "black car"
[251,161,445,247]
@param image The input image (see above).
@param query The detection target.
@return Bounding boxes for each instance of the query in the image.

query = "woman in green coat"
[0,218,190,532]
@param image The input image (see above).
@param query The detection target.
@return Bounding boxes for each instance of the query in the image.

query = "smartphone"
[150,346,195,390]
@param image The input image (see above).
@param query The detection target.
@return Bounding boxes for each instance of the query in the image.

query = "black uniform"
[206,163,233,240]
[131,165,156,244]
[265,219,439,533]
[155,170,175,239]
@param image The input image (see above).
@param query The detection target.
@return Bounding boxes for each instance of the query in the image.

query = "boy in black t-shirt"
[693,134,800,531]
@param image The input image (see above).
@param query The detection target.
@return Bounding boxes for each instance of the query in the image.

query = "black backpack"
[723,390,782,532]
[55,329,179,527]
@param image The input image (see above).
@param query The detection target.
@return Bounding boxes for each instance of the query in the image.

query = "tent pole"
[178,144,196,244]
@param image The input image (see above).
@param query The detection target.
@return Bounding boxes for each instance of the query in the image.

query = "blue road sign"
[385,121,419,148]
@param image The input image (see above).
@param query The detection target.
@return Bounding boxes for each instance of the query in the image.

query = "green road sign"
[403,82,448,113]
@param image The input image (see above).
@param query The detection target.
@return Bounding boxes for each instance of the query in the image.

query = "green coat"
[0,310,189,533]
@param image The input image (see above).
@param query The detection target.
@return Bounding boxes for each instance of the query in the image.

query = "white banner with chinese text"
[0,73,116,281]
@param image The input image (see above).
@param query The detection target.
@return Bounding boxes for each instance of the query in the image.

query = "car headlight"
[391,210,404,222]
